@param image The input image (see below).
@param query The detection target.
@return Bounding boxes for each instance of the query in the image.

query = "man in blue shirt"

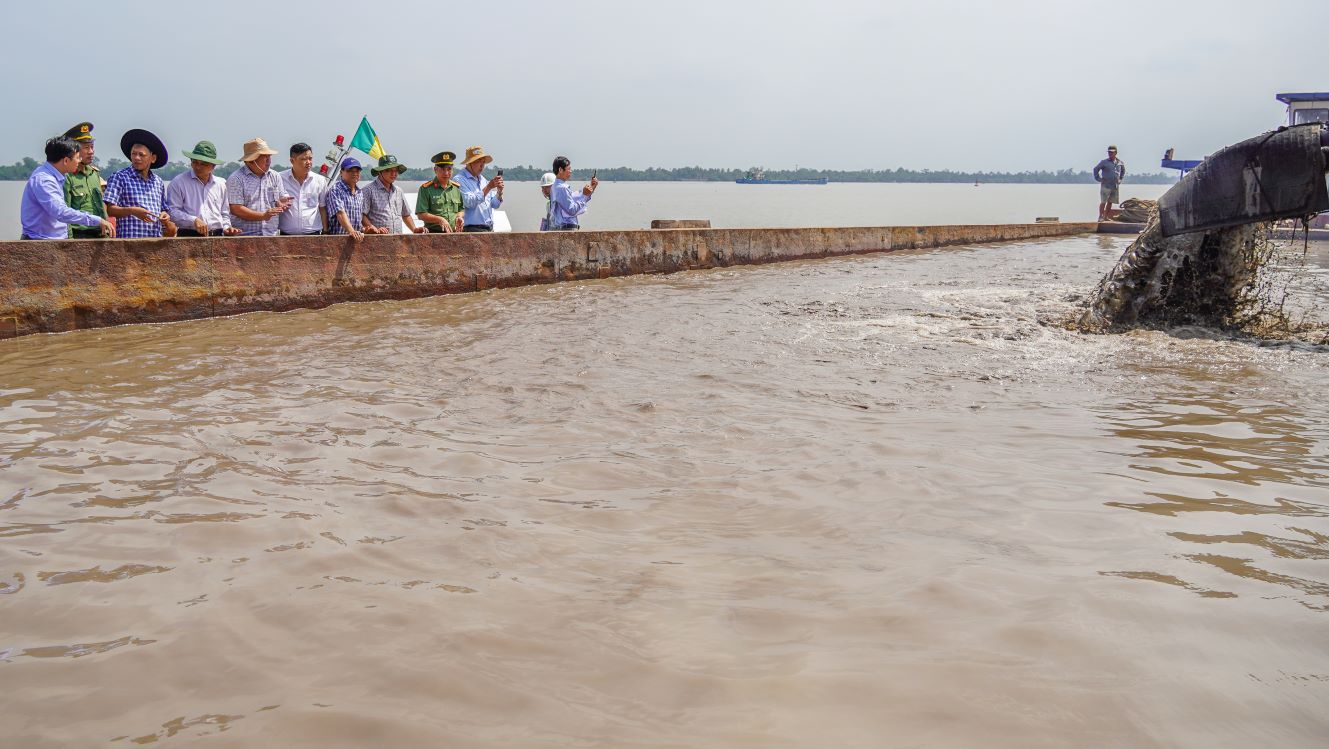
[104,128,172,238]
[548,155,599,230]
[325,157,369,241]
[456,146,503,232]
[20,138,115,239]
[1093,145,1126,222]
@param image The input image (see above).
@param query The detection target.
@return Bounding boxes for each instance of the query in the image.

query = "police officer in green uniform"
[61,122,108,239]
[415,151,464,233]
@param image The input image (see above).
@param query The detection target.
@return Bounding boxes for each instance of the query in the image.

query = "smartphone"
[497,169,504,177]
[592,170,598,179]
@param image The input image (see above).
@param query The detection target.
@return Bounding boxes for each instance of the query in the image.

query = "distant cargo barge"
[736,167,827,185]
[735,177,828,185]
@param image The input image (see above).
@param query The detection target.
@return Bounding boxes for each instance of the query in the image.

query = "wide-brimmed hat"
[540,172,555,187]
[431,151,456,167]
[182,140,223,165]
[241,138,278,163]
[461,146,492,167]
[371,154,408,175]
[64,122,94,143]
[120,128,168,169]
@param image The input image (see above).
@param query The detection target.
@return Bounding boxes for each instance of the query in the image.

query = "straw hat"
[241,138,278,163]
[461,146,493,166]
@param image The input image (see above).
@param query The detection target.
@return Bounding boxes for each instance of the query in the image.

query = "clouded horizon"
[5,0,1325,173]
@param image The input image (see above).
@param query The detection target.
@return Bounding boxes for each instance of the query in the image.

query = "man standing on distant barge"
[61,122,108,239]
[1094,145,1126,222]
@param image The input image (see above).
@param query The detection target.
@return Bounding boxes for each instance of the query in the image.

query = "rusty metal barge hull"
[0,223,1093,340]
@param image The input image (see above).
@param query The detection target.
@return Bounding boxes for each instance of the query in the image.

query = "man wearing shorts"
[1094,145,1125,221]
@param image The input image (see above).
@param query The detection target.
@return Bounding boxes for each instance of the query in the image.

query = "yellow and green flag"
[349,116,386,160]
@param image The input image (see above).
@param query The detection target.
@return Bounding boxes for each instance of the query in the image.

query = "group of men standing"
[19,123,557,240]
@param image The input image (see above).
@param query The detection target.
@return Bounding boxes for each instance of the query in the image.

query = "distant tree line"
[0,157,1178,184]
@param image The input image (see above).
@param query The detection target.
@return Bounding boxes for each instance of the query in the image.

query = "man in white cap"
[456,145,503,232]
[539,172,555,231]
[227,137,291,236]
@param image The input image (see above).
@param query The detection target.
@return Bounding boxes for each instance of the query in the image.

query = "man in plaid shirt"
[104,129,172,239]
[227,138,291,236]
[325,157,369,241]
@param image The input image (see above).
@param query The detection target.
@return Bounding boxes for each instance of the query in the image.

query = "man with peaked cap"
[167,141,239,236]
[456,146,503,232]
[61,122,107,238]
[104,128,174,238]
[363,154,423,234]
[415,151,464,233]
[227,137,291,236]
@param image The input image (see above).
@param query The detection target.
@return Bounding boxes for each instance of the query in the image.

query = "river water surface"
[2,234,1327,747]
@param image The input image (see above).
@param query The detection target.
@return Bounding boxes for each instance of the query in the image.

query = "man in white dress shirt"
[278,142,329,235]
[166,141,239,236]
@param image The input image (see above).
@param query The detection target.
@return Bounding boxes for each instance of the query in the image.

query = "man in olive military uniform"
[415,151,464,233]
[62,122,108,238]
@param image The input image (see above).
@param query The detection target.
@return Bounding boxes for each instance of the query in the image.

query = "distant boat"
[735,167,827,185]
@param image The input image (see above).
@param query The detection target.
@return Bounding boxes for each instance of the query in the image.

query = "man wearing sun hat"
[363,154,423,234]
[61,122,107,238]
[167,141,239,237]
[104,128,173,239]
[415,151,464,233]
[324,156,370,240]
[227,137,291,236]
[456,145,503,232]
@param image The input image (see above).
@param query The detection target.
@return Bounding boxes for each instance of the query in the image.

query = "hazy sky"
[5,0,1325,172]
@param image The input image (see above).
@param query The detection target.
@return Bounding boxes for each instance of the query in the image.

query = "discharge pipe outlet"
[1159,123,1329,236]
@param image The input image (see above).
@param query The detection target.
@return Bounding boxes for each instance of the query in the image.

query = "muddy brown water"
[2,235,1327,747]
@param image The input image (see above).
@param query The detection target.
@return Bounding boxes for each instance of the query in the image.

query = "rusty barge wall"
[0,223,1093,340]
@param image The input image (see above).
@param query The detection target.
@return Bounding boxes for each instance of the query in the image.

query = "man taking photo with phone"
[457,146,503,232]
[548,155,597,231]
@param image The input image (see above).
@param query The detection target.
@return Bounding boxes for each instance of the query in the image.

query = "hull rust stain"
[0,223,1093,339]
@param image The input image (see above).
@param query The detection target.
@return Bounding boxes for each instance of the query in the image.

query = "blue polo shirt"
[455,167,501,227]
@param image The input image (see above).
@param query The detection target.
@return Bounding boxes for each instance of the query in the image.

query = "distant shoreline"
[0,159,1178,185]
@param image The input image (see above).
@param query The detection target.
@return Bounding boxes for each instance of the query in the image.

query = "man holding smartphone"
[457,145,503,232]
[548,155,598,231]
